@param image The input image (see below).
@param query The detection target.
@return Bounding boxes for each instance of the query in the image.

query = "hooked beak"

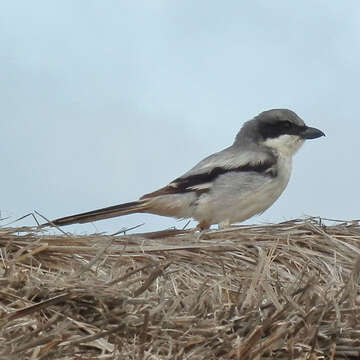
[301,126,325,140]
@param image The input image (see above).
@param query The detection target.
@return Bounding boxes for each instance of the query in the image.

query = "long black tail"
[44,200,149,227]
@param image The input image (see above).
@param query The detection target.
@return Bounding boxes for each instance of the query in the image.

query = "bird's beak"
[301,126,325,140]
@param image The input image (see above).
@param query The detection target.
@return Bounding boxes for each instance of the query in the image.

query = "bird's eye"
[283,121,292,128]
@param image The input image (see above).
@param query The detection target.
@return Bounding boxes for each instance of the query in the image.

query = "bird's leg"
[196,221,210,231]
[191,221,210,241]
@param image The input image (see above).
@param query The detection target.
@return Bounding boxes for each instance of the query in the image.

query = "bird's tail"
[44,200,150,227]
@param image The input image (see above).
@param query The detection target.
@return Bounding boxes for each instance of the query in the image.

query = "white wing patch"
[187,182,212,191]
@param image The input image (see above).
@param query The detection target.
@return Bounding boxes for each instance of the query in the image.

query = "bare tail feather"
[45,200,149,227]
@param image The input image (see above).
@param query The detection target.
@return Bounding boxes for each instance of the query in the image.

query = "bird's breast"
[192,155,293,225]
[275,154,292,189]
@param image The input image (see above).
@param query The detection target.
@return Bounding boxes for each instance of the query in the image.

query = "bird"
[46,109,325,230]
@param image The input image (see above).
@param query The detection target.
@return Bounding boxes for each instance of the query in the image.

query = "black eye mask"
[258,120,306,140]
[258,120,325,140]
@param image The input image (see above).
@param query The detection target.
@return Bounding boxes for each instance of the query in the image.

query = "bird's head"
[235,109,325,156]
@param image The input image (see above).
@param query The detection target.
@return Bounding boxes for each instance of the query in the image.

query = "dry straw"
[0,217,360,359]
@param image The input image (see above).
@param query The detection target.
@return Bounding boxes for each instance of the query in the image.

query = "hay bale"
[0,218,360,359]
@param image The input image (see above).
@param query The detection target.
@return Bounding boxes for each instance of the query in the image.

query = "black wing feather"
[173,160,276,192]
[141,157,277,199]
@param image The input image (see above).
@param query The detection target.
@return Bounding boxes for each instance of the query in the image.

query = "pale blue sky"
[1,1,359,233]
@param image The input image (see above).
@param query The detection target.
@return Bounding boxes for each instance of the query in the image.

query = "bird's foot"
[196,221,210,231]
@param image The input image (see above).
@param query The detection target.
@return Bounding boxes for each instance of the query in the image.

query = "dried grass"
[1,217,360,359]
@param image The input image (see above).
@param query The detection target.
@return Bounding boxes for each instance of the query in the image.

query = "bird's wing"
[141,146,277,199]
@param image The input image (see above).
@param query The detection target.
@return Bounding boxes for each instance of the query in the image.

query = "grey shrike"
[47,109,325,230]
